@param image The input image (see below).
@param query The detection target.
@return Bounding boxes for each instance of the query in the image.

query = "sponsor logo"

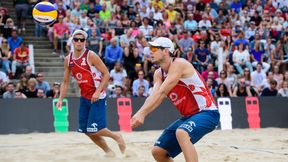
[87,123,98,132]
[179,121,196,132]
[169,93,178,102]
[173,96,186,106]
[76,73,82,80]
[81,58,87,66]
[77,80,88,84]
[155,141,161,144]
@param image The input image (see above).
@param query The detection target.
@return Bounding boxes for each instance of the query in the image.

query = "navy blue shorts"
[78,97,107,133]
[154,110,220,158]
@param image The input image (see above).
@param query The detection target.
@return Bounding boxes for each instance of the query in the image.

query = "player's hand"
[91,91,100,103]
[131,113,145,128]
[56,100,63,111]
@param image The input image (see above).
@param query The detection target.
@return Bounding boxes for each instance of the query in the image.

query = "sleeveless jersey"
[161,67,217,117]
[68,49,106,100]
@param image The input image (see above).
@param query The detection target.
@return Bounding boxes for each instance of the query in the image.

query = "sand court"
[0,128,287,162]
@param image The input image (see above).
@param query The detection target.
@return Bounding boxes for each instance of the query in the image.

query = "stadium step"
[23,36,49,41]
[34,57,63,62]
[35,62,63,67]
[35,67,64,73]
[34,53,62,58]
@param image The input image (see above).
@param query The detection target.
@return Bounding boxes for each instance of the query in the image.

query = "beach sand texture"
[0,128,287,162]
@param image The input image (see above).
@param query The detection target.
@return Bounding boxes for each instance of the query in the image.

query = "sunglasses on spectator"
[150,46,164,52]
[73,38,86,42]
[3,41,7,43]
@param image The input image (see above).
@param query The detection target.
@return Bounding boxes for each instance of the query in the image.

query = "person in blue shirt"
[7,29,23,55]
[195,40,210,72]
[234,31,249,46]
[230,0,242,13]
[105,37,123,71]
[184,14,198,31]
[94,0,102,13]
[132,70,149,97]
[35,73,51,94]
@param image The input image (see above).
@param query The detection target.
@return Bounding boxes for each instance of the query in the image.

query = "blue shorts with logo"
[78,97,107,133]
[154,110,220,158]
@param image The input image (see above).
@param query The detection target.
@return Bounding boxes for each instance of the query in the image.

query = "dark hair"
[269,79,277,85]
[257,62,262,66]
[142,17,149,22]
[216,83,230,97]
[115,85,123,90]
[7,82,14,86]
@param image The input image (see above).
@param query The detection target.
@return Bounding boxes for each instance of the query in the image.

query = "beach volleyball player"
[56,30,125,156]
[131,37,220,162]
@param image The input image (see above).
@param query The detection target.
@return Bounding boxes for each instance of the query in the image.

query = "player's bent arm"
[59,57,71,101]
[89,52,110,93]
[137,61,183,117]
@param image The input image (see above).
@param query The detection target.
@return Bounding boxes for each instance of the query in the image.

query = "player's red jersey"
[68,49,106,100]
[161,69,217,117]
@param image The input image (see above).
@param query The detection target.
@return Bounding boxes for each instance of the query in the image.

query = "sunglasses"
[150,46,161,52]
[3,41,7,43]
[73,38,86,42]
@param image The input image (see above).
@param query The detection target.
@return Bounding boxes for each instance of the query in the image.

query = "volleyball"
[32,2,58,26]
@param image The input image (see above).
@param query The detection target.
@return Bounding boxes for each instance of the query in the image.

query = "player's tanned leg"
[152,146,174,162]
[86,133,116,156]
[94,128,126,154]
[176,129,198,162]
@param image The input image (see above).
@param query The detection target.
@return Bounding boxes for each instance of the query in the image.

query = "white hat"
[148,37,174,53]
[276,9,282,13]
[72,29,88,39]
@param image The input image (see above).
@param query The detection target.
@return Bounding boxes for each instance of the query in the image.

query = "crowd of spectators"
[1,0,288,99]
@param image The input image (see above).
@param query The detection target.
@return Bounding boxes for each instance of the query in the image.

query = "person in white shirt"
[198,14,212,29]
[232,42,253,75]
[146,2,155,15]
[0,71,9,83]
[139,17,154,39]
[153,6,163,21]
[79,10,89,30]
[251,63,266,92]
[110,62,127,89]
